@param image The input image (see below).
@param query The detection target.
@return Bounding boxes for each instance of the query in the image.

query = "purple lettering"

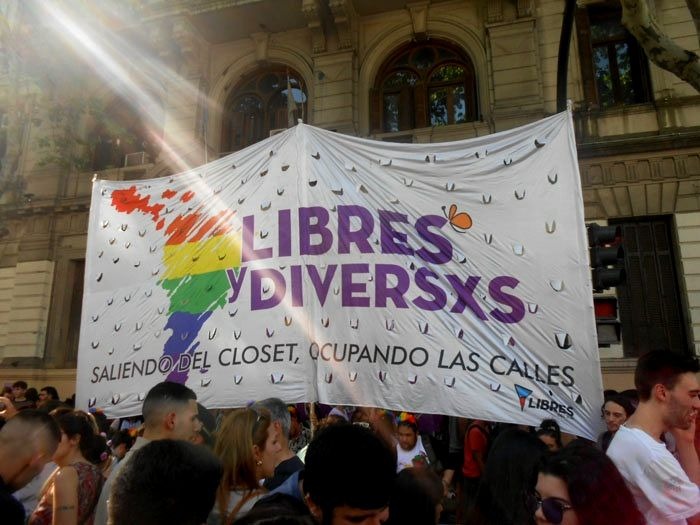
[379,210,413,255]
[242,215,273,262]
[375,264,409,308]
[278,209,292,257]
[413,267,446,310]
[342,263,370,307]
[489,276,525,323]
[251,269,286,310]
[415,215,452,264]
[446,275,488,320]
[338,205,374,254]
[226,267,248,303]
[307,265,337,306]
[290,265,303,307]
[299,207,332,255]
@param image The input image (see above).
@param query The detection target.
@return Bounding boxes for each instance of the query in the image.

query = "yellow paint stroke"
[162,233,241,280]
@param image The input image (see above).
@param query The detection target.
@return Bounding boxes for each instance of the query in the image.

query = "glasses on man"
[533,493,573,524]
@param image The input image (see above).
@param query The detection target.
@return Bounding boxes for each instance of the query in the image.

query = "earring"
[256,460,263,466]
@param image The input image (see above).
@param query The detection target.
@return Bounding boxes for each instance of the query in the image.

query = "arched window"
[221,67,307,154]
[371,41,478,133]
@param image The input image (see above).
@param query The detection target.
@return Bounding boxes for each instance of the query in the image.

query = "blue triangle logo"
[515,384,532,399]
[515,384,533,411]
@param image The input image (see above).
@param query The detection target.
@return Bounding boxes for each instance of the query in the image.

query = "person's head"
[214,407,280,517]
[602,395,635,433]
[253,397,292,443]
[89,433,113,471]
[39,386,59,406]
[53,410,99,466]
[110,439,222,525]
[396,412,418,452]
[535,440,644,525]
[351,407,371,425]
[40,399,67,414]
[471,427,548,525]
[192,403,216,448]
[536,419,563,451]
[0,410,61,490]
[110,429,135,460]
[289,406,302,439]
[142,381,199,441]
[304,424,395,525]
[12,380,27,399]
[387,467,443,525]
[372,410,397,450]
[634,350,700,430]
[25,388,39,404]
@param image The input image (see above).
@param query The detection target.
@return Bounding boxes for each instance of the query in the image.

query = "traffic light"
[593,296,621,346]
[587,224,626,292]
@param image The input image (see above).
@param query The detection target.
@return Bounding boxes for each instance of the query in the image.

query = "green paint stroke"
[161,270,231,315]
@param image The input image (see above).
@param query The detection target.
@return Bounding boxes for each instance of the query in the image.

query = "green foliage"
[35,96,131,172]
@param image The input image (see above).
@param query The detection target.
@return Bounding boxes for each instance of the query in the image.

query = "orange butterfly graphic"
[442,204,473,233]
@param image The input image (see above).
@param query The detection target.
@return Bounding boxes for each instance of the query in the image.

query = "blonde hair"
[213,407,272,523]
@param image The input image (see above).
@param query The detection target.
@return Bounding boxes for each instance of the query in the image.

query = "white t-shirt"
[607,425,700,525]
[396,435,428,473]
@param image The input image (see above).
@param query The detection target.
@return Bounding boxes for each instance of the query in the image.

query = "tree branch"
[688,0,700,49]
[621,0,700,92]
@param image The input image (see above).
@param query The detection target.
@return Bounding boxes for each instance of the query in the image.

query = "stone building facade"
[0,0,698,396]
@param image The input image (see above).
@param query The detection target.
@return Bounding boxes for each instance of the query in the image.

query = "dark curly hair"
[538,440,644,525]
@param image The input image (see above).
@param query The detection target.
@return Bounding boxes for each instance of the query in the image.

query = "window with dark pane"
[576,3,651,108]
[65,259,85,365]
[221,67,307,153]
[612,217,690,357]
[371,40,478,133]
[91,98,158,171]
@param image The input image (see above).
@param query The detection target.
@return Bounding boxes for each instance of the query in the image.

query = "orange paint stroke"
[189,209,236,242]
[181,191,194,203]
[111,186,164,223]
[164,211,202,245]
[162,189,177,199]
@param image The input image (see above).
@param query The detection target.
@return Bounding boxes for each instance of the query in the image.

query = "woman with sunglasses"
[209,407,282,525]
[469,427,548,525]
[534,440,645,525]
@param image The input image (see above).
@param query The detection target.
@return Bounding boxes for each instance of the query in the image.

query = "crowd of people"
[0,349,698,525]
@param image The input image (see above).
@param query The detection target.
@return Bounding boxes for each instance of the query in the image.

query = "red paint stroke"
[164,212,202,245]
[189,209,235,242]
[111,186,164,223]
[181,191,195,203]
[162,189,177,199]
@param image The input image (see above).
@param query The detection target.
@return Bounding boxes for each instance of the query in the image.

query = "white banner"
[77,111,604,439]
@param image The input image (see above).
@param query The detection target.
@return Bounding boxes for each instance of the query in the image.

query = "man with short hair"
[608,350,700,525]
[94,381,200,525]
[11,381,33,411]
[37,386,59,409]
[109,439,222,525]
[254,397,305,490]
[303,424,395,525]
[0,409,61,525]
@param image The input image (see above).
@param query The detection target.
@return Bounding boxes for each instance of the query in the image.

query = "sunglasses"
[534,494,573,524]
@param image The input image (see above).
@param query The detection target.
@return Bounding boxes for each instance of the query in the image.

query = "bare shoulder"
[54,466,79,492]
